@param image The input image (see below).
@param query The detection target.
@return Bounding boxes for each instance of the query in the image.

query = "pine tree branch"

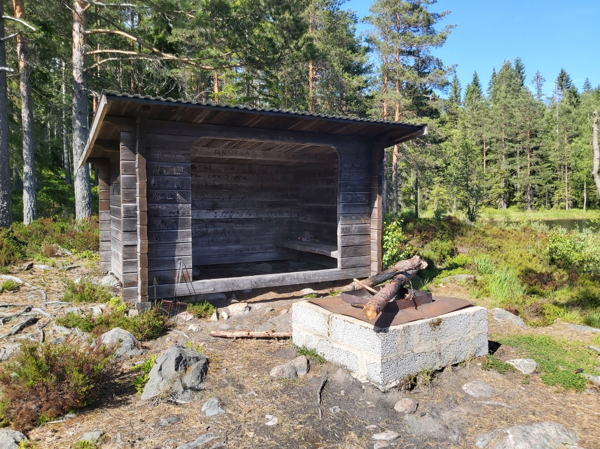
[0,32,19,41]
[82,0,146,7]
[85,55,157,71]
[0,67,14,72]
[1,15,36,31]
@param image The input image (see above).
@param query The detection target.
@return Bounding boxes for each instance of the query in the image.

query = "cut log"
[209,330,291,339]
[342,255,427,292]
[362,270,420,320]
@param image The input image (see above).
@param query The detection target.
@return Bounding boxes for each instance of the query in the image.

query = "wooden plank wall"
[336,145,373,274]
[120,132,139,301]
[145,136,193,299]
[109,157,122,280]
[136,116,149,303]
[96,160,111,273]
[296,164,337,244]
[370,146,384,275]
[190,161,298,266]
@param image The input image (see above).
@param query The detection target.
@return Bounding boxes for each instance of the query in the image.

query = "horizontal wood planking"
[193,251,294,267]
[153,267,370,297]
[191,146,337,163]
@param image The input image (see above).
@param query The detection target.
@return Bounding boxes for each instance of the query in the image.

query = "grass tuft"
[0,279,19,293]
[188,300,215,319]
[296,346,325,364]
[481,355,515,374]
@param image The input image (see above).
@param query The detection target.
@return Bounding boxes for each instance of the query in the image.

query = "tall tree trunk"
[72,0,93,219]
[0,8,11,228]
[12,164,22,191]
[13,0,37,225]
[213,71,219,103]
[62,61,71,184]
[414,172,419,218]
[592,110,600,202]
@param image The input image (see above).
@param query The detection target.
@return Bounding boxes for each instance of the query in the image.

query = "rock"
[100,274,120,288]
[0,275,22,285]
[590,345,600,354]
[0,430,28,449]
[265,307,274,313]
[79,431,104,444]
[219,310,229,320]
[254,263,273,273]
[141,345,208,401]
[209,311,218,321]
[329,406,340,414]
[98,328,143,358]
[91,304,107,318]
[229,294,237,301]
[265,415,278,426]
[128,309,139,318]
[65,307,83,316]
[227,302,250,316]
[34,264,53,271]
[491,308,526,327]
[177,312,194,322]
[188,324,201,332]
[256,313,292,332]
[300,288,316,295]
[462,380,496,398]
[158,416,182,426]
[475,422,581,448]
[176,433,219,449]
[270,363,298,379]
[373,443,390,449]
[394,398,418,414]
[439,274,476,284]
[581,373,600,387]
[0,344,19,362]
[372,431,399,442]
[202,397,225,417]
[21,262,34,271]
[404,410,463,443]
[219,324,231,331]
[566,323,600,334]
[53,324,72,334]
[207,293,227,301]
[290,356,309,376]
[507,359,537,375]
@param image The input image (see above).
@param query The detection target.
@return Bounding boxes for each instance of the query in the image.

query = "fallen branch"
[2,317,39,338]
[0,306,32,325]
[363,270,420,320]
[352,278,377,294]
[209,331,291,339]
[342,255,427,292]
[0,304,27,308]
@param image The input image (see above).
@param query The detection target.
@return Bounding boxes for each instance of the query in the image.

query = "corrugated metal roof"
[103,90,424,129]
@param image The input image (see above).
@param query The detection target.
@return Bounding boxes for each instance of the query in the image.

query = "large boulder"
[0,430,28,449]
[141,345,208,402]
[97,328,143,358]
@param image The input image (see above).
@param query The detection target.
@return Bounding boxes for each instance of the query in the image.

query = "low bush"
[0,339,116,430]
[0,279,19,293]
[548,227,600,276]
[132,355,157,395]
[56,306,168,341]
[63,278,112,303]
[382,215,410,268]
[187,300,215,319]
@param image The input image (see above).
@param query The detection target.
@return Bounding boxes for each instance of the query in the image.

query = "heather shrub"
[547,227,600,276]
[63,277,111,303]
[188,300,215,319]
[0,339,116,430]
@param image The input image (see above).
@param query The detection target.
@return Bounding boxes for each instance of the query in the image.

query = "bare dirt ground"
[1,261,600,449]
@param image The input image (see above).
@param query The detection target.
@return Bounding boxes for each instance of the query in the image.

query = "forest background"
[0,0,600,226]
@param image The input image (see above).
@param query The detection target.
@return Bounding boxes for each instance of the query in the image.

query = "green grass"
[63,277,112,303]
[0,279,19,293]
[479,207,600,222]
[296,346,325,364]
[187,300,215,319]
[481,354,515,374]
[497,334,599,391]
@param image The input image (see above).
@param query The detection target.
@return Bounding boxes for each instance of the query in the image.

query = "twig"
[352,278,378,294]
[209,331,291,339]
[0,304,26,308]
[1,15,36,31]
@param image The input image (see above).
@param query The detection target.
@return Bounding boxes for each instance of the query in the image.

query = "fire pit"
[292,293,488,390]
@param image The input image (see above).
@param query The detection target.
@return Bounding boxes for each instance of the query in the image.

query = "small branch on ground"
[209,331,291,339]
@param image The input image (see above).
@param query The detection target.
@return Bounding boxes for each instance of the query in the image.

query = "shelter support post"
[370,145,384,275]
[92,158,111,273]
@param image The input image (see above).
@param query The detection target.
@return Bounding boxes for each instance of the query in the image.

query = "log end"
[363,306,378,321]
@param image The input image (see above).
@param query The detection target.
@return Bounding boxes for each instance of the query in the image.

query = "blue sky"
[344,0,600,98]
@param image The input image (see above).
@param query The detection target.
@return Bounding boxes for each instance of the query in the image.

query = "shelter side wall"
[120,132,139,301]
[110,157,122,281]
[370,146,384,275]
[336,145,373,276]
[190,160,297,266]
[145,142,193,300]
[95,160,111,273]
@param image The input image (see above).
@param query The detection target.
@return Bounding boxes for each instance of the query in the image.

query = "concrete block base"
[292,301,488,390]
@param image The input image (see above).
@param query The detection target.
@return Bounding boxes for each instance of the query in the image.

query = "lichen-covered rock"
[201,397,225,417]
[290,356,309,376]
[475,422,581,448]
[507,359,537,375]
[78,431,104,444]
[461,380,496,398]
[141,345,208,401]
[394,398,418,414]
[100,274,120,288]
[270,363,298,379]
[97,327,143,358]
[491,308,526,327]
[0,430,28,449]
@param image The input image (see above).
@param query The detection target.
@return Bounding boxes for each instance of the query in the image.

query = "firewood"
[362,270,420,320]
[352,278,378,294]
[342,255,427,292]
[209,330,291,339]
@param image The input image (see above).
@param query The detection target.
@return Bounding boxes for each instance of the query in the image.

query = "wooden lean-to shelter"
[80,92,426,303]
